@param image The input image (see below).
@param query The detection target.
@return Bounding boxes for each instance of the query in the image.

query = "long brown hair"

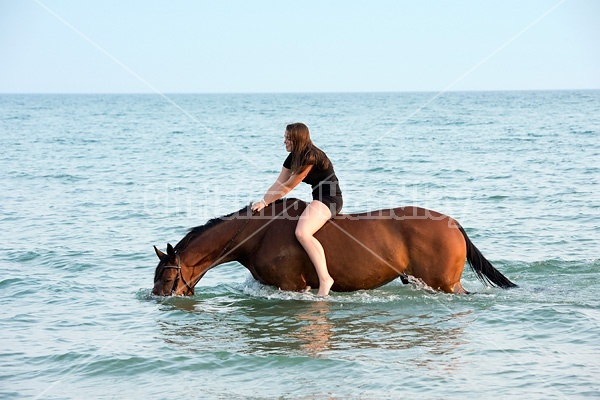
[286,123,329,173]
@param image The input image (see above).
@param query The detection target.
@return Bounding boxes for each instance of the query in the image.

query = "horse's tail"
[458,225,517,289]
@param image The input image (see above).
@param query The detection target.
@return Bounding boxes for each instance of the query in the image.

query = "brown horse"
[153,198,516,296]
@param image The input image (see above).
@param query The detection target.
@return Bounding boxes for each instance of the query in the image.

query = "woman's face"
[284,130,292,152]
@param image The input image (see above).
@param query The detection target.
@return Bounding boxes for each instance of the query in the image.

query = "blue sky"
[1,0,598,93]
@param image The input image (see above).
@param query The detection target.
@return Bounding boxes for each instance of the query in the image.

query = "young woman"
[251,123,343,296]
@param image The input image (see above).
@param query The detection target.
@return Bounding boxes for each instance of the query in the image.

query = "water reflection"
[287,301,333,357]
[155,292,472,370]
[328,309,472,370]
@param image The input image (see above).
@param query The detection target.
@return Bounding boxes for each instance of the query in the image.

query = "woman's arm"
[252,165,312,212]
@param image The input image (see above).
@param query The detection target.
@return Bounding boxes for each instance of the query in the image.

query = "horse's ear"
[154,245,167,260]
[167,243,175,258]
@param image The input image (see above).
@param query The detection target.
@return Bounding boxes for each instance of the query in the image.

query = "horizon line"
[1,87,599,96]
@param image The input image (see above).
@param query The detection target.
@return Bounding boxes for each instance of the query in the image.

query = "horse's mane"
[173,198,304,253]
[174,204,249,252]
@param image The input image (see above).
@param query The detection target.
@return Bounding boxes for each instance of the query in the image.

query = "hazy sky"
[1,0,598,93]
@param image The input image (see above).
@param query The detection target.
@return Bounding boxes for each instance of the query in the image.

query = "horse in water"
[153,198,516,296]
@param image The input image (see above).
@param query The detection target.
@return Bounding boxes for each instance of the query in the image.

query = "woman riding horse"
[251,123,342,296]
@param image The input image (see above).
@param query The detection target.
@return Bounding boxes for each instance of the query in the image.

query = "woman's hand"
[251,198,267,213]
[250,166,307,214]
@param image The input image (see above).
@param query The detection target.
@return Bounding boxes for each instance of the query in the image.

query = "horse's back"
[275,200,463,251]
[264,199,467,292]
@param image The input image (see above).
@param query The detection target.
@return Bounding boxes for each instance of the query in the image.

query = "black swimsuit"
[283,153,343,216]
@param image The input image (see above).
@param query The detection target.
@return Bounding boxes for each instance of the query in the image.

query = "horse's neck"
[182,202,296,270]
[183,218,246,269]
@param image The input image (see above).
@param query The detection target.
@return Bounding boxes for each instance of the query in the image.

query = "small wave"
[483,194,510,201]
[135,288,155,300]
[235,274,447,304]
[41,173,86,182]
[502,258,600,275]
[13,250,42,262]
[0,277,26,289]
[572,130,595,135]
[2,114,31,121]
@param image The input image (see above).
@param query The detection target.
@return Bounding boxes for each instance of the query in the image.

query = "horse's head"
[152,244,195,296]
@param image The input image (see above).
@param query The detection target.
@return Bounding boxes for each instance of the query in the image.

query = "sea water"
[1,91,599,399]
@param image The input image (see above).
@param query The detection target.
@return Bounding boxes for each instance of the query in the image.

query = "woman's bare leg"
[295,201,334,296]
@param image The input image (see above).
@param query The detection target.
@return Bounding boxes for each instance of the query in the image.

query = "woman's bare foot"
[317,277,334,296]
